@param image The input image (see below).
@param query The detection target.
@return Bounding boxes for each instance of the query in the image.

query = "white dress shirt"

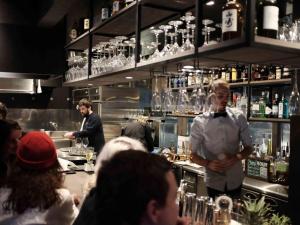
[190,107,253,191]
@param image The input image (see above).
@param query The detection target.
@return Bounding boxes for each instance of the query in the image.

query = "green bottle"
[283,95,289,119]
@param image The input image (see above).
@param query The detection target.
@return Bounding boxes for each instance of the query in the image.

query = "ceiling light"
[88,83,93,86]
[206,0,215,6]
[125,76,133,79]
[183,65,194,69]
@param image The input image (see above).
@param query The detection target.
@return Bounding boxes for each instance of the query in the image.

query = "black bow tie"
[213,112,227,118]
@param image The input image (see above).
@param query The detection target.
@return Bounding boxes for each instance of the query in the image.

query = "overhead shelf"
[249,78,291,86]
[248,117,290,123]
[65,31,90,50]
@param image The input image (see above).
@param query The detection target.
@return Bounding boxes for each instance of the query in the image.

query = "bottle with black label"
[272,93,279,118]
[257,0,279,39]
[222,0,243,41]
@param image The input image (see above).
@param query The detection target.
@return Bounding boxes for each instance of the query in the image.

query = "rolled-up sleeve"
[190,117,204,156]
[237,114,253,148]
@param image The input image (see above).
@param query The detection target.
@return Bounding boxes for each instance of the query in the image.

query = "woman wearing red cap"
[0,131,78,225]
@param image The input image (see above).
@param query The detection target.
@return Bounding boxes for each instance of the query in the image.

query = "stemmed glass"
[196,70,207,113]
[162,75,175,113]
[178,29,187,52]
[159,25,173,56]
[202,19,214,45]
[190,24,196,47]
[180,12,195,51]
[168,20,183,55]
[151,75,162,112]
[150,28,163,61]
[176,71,190,114]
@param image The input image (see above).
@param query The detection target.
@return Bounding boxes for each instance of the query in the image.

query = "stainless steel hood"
[0,78,34,94]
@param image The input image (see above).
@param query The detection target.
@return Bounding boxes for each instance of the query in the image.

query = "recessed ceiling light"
[125,76,133,79]
[183,65,194,69]
[206,0,215,6]
[88,83,93,86]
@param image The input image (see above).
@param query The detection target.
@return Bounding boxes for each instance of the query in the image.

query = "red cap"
[17,131,57,170]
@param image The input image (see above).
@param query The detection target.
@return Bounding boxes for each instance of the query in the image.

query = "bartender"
[190,79,253,199]
[65,98,105,154]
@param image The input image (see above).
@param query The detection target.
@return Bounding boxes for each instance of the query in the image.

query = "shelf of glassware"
[248,117,290,123]
[249,78,292,86]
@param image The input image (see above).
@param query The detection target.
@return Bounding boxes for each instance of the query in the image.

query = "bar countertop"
[173,161,288,200]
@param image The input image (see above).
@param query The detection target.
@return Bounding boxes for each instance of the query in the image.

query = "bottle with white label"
[278,96,283,118]
[222,0,243,41]
[257,0,279,39]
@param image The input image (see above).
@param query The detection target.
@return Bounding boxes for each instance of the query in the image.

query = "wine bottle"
[257,0,279,39]
[69,22,78,40]
[222,0,243,41]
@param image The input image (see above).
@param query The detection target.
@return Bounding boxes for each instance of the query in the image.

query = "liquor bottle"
[241,65,248,81]
[251,65,261,81]
[282,66,291,79]
[251,98,260,117]
[221,67,226,80]
[222,0,243,41]
[257,0,279,39]
[69,22,78,40]
[260,65,268,80]
[278,96,283,118]
[240,86,248,116]
[83,17,90,31]
[260,134,268,157]
[275,66,282,79]
[289,73,300,116]
[282,95,289,119]
[225,67,231,83]
[259,92,266,118]
[265,91,272,118]
[268,65,276,80]
[231,66,237,82]
[267,135,272,156]
[271,93,279,118]
[112,0,125,15]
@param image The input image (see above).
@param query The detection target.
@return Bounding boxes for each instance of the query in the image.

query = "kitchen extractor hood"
[0,78,35,94]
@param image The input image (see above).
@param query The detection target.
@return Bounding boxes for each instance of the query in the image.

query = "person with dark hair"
[0,131,78,225]
[64,98,105,154]
[73,150,186,225]
[0,102,8,120]
[190,79,253,199]
[122,117,154,152]
[0,120,13,186]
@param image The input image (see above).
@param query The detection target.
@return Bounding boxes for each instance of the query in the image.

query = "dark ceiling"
[0,0,79,27]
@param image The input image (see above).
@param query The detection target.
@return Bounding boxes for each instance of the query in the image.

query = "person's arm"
[73,115,101,138]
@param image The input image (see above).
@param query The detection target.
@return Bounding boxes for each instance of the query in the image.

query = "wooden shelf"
[248,117,290,123]
[65,31,90,50]
[250,78,291,86]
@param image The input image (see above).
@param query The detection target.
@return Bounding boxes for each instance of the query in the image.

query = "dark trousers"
[206,184,242,200]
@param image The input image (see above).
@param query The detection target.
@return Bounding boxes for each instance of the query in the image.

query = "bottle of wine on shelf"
[69,22,78,40]
[256,0,279,39]
[222,0,243,41]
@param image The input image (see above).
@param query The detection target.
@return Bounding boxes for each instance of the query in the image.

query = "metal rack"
[63,0,300,87]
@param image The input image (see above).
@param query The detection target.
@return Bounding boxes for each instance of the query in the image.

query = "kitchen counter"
[173,161,288,200]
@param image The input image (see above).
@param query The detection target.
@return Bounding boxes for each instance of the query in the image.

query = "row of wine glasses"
[151,70,216,115]
[65,51,88,82]
[141,12,222,63]
[278,20,300,43]
[91,36,136,76]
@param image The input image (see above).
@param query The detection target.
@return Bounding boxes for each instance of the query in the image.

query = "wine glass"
[150,28,163,61]
[85,147,94,165]
[151,75,162,112]
[159,25,173,56]
[168,20,183,55]
[81,137,89,148]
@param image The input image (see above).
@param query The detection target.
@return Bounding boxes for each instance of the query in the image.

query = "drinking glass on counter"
[85,147,94,164]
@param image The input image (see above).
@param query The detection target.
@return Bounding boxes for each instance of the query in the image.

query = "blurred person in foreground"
[190,79,253,199]
[64,98,105,154]
[0,120,13,186]
[0,131,78,225]
[0,102,7,120]
[74,136,147,224]
[74,150,187,225]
